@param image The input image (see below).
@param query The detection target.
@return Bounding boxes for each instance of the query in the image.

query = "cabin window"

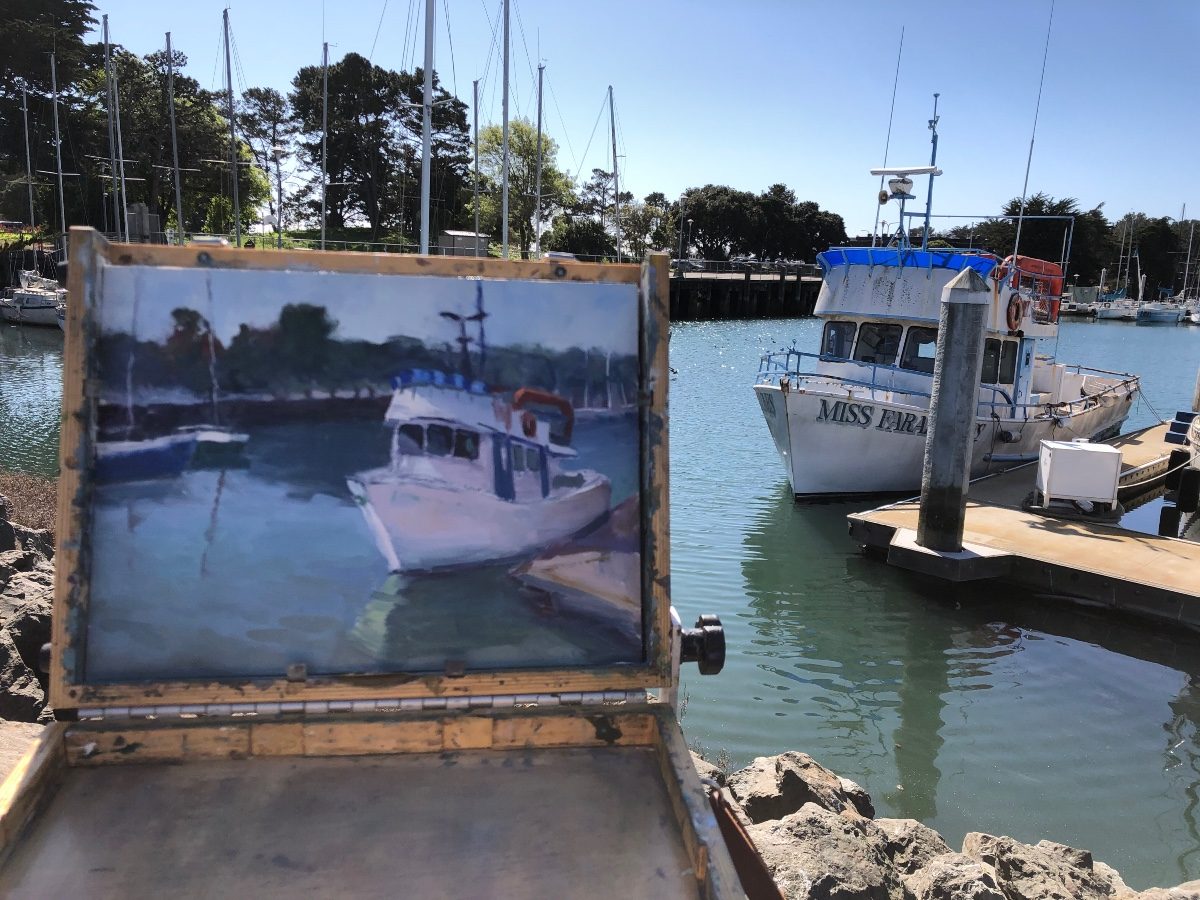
[527,447,542,471]
[822,321,857,358]
[981,339,1001,384]
[853,323,902,366]
[427,424,453,456]
[397,423,424,454]
[899,327,938,374]
[453,429,480,461]
[999,341,1018,384]
[512,445,526,471]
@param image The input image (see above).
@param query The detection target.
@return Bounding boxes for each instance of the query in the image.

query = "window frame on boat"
[981,338,1019,386]
[853,322,903,367]
[899,326,938,374]
[394,421,481,462]
[821,320,857,359]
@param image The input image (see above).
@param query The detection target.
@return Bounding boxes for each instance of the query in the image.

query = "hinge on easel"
[76,690,652,721]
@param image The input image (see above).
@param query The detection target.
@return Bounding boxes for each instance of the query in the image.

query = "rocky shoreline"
[1,492,1197,897]
[693,750,1200,899]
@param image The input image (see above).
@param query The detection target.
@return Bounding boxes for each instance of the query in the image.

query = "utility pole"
[224,8,240,246]
[20,85,34,232]
[609,85,621,262]
[50,53,67,256]
[921,93,939,252]
[320,41,329,250]
[419,0,435,254]
[534,63,544,257]
[103,16,120,238]
[472,78,480,256]
[501,0,510,258]
[166,32,185,244]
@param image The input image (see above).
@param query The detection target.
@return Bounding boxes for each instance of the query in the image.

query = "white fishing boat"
[753,163,1139,498]
[348,370,611,573]
[0,271,65,327]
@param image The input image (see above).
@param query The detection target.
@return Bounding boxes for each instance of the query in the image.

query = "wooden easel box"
[0,232,739,898]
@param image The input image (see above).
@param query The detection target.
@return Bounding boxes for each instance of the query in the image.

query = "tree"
[239,86,298,231]
[542,215,615,259]
[476,118,573,257]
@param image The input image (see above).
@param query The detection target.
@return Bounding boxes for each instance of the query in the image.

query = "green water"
[3,316,1200,888]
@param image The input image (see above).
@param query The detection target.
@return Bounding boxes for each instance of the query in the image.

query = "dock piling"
[916,267,991,552]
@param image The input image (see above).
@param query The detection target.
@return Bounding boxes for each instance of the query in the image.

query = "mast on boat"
[49,52,67,259]
[113,57,129,241]
[166,32,185,245]
[534,64,544,257]
[320,41,328,251]
[419,0,435,254]
[920,93,939,251]
[20,84,34,233]
[472,78,480,256]
[609,85,621,262]
[102,16,121,239]
[223,9,240,247]
[501,0,510,258]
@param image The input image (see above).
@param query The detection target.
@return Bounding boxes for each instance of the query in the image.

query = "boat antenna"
[469,280,488,380]
[1010,0,1056,263]
[872,25,904,249]
[921,93,939,251]
[439,310,474,380]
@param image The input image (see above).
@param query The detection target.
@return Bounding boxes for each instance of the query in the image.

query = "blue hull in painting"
[95,434,198,484]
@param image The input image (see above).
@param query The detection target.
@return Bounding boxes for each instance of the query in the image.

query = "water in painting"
[82,265,643,682]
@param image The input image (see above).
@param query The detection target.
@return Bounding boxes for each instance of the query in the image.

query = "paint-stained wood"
[0,725,65,858]
[301,720,443,757]
[491,710,657,749]
[643,253,674,679]
[64,723,250,766]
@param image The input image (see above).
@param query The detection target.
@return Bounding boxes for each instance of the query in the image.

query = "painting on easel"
[81,260,644,682]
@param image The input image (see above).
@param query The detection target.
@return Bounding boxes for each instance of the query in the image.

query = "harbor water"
[3,316,1200,888]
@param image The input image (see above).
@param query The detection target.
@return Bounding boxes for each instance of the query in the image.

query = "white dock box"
[1036,439,1122,506]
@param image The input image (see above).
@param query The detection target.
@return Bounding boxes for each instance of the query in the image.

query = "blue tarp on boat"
[817,247,1000,278]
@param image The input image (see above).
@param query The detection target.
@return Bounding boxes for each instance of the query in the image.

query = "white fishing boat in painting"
[348,370,611,573]
[753,162,1140,499]
[0,271,65,327]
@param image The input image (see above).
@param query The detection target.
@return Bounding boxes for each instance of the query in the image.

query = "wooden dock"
[669,271,821,320]
[847,423,1200,628]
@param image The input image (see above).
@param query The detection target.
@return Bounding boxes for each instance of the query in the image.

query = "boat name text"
[815,399,929,435]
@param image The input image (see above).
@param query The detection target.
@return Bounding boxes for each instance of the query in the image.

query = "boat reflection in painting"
[84,264,643,682]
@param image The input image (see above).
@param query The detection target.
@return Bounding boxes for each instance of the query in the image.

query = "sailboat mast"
[1182,221,1194,299]
[609,85,620,262]
[419,0,435,254]
[223,9,240,246]
[921,93,939,251]
[49,52,67,255]
[113,60,129,241]
[500,0,510,258]
[534,63,544,257]
[103,16,120,237]
[166,32,185,245]
[472,78,480,256]
[20,85,34,232]
[320,41,329,251]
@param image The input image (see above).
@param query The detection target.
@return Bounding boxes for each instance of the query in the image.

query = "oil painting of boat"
[80,256,644,681]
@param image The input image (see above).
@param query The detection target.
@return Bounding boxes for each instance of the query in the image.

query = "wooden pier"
[847,423,1200,628]
[669,271,821,320]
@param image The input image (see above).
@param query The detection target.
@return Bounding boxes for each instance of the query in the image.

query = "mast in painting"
[320,41,328,250]
[166,32,185,245]
[501,0,510,258]
[223,8,240,246]
[419,0,435,254]
[534,63,544,257]
[609,85,620,262]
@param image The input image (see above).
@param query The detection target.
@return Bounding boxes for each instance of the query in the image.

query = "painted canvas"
[81,263,644,682]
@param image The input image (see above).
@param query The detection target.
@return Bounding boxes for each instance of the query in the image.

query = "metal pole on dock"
[534,63,544,257]
[609,85,621,262]
[113,62,129,241]
[103,16,120,238]
[500,0,510,258]
[472,78,480,256]
[49,53,67,257]
[419,0,435,255]
[223,9,240,247]
[916,267,991,552]
[166,32,185,245]
[21,85,34,232]
[320,41,328,251]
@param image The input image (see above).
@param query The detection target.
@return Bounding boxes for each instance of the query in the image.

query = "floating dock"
[847,423,1200,628]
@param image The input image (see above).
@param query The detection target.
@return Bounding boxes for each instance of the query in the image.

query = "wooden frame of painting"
[52,229,673,710]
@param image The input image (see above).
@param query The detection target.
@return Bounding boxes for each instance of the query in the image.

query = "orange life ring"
[1005,294,1022,331]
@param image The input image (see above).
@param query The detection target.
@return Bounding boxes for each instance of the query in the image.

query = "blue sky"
[88,0,1198,236]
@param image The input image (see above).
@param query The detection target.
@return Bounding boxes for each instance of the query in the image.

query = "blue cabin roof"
[817,247,999,278]
[391,369,488,394]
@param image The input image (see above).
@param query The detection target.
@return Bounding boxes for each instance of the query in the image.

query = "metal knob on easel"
[680,615,726,675]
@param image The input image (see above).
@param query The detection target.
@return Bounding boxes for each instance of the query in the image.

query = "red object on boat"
[512,388,575,443]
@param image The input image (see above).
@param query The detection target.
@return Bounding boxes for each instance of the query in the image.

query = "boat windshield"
[899,327,938,374]
[393,422,480,461]
[822,321,856,358]
[853,323,902,366]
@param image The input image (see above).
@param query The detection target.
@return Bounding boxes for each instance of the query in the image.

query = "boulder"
[0,629,45,722]
[1135,881,1200,899]
[690,750,726,786]
[962,833,1133,900]
[905,852,1005,900]
[876,818,953,875]
[747,802,908,900]
[727,751,875,823]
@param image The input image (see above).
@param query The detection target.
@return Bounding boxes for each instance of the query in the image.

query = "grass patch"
[0,470,56,533]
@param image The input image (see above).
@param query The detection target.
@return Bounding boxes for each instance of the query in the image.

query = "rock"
[877,818,953,875]
[747,802,908,900]
[905,852,1005,900]
[727,751,876,823]
[690,750,726,786]
[0,629,45,722]
[962,832,1132,899]
[1135,881,1200,899]
[0,719,44,783]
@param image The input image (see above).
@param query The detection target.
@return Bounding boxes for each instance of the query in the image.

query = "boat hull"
[1135,308,1184,325]
[347,470,612,572]
[0,303,59,327]
[754,383,1136,497]
[95,434,198,484]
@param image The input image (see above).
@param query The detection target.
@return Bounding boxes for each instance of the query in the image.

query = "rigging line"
[400,0,415,70]
[546,76,577,173]
[573,92,609,185]
[513,0,538,84]
[369,0,390,63]
[403,0,419,74]
[1011,0,1056,263]
[871,25,904,246]
[478,0,502,104]
[443,0,458,100]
